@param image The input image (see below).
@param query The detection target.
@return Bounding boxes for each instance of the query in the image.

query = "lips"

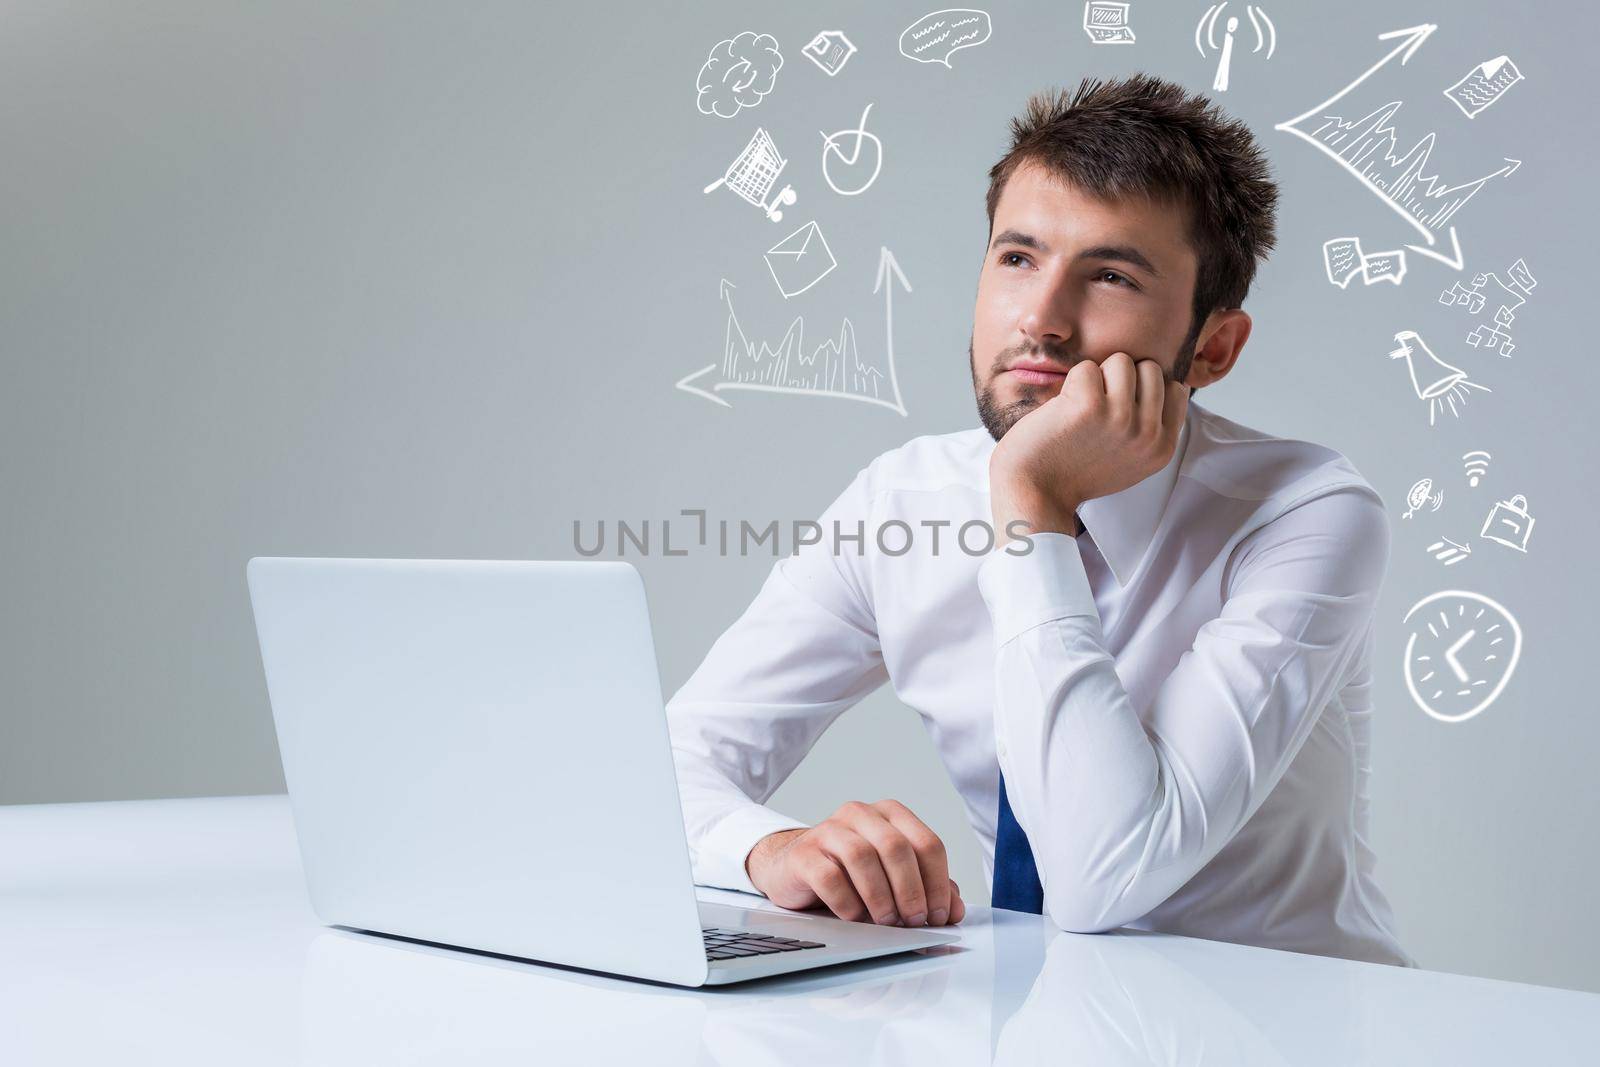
[1006,362,1069,385]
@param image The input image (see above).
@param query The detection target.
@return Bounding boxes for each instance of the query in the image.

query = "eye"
[1096,269,1133,287]
[998,251,1031,269]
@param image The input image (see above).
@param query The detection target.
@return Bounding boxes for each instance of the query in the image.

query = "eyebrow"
[990,230,1163,279]
[991,229,1047,252]
[1078,244,1162,278]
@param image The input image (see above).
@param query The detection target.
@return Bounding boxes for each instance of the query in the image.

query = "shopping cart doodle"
[703,128,797,222]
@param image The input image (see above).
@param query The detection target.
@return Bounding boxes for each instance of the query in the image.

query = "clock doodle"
[1401,590,1523,724]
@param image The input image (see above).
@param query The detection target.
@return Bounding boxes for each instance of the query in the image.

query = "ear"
[1184,308,1251,389]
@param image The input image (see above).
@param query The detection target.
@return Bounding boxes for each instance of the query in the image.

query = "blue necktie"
[993,511,1083,915]
[991,765,1044,913]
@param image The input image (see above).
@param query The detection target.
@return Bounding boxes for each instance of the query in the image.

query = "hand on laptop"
[745,799,966,927]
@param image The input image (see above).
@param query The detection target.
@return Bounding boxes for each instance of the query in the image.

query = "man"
[666,75,1412,966]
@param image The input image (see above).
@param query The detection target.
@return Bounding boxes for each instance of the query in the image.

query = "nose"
[1016,266,1076,355]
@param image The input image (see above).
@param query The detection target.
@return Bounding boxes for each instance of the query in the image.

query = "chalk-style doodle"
[1427,537,1472,566]
[1401,590,1522,724]
[695,32,783,119]
[803,31,856,77]
[1276,25,1520,272]
[1440,258,1535,356]
[1388,330,1490,427]
[899,9,992,68]
[1083,2,1136,44]
[1403,477,1444,519]
[676,249,912,415]
[1462,450,1491,488]
[1196,4,1275,92]
[1445,55,1523,119]
[764,220,837,299]
[703,128,798,222]
[1427,537,1472,563]
[1467,307,1518,355]
[1324,238,1362,287]
[820,103,884,197]
[1357,249,1407,286]
[1323,237,1407,288]
[1480,494,1535,553]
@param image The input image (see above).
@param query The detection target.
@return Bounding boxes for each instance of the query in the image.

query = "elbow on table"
[1042,883,1146,935]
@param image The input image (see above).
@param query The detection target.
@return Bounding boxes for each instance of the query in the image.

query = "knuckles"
[1068,360,1102,384]
[1102,351,1135,373]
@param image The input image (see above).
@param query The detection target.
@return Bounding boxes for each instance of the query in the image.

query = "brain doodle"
[695,32,783,118]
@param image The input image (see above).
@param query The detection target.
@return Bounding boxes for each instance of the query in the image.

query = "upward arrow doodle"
[676,248,912,415]
[1275,25,1519,272]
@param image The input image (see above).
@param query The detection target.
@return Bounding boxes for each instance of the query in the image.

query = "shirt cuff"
[693,803,812,897]
[977,532,1099,646]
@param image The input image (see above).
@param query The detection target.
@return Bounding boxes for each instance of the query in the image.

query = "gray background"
[4,0,1596,992]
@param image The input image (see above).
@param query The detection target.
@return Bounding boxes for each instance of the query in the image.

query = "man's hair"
[986,75,1278,339]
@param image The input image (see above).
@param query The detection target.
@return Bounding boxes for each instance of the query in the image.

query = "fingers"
[808,819,896,924]
[847,805,929,925]
[872,799,952,925]
[1135,358,1166,439]
[1099,352,1136,423]
[793,801,962,928]
[1064,356,1103,408]
[1161,375,1188,447]
[947,880,966,924]
[795,848,870,923]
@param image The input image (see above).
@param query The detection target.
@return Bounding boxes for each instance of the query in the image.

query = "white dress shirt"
[665,398,1414,967]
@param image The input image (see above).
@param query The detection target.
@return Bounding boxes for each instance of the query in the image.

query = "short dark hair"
[986,75,1278,340]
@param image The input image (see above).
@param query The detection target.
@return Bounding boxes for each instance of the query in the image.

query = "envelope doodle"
[765,221,837,299]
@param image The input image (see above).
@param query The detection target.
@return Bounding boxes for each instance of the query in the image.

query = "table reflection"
[295,916,1281,1066]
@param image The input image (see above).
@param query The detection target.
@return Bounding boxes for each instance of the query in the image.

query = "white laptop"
[246,557,960,987]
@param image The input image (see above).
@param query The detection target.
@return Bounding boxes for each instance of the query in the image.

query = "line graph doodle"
[677,249,912,415]
[1276,25,1520,272]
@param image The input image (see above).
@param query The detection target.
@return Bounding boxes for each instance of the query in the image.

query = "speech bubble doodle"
[1360,249,1408,286]
[899,9,992,68]
[1323,236,1409,289]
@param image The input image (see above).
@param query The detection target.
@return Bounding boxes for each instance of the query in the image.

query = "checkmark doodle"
[820,103,884,197]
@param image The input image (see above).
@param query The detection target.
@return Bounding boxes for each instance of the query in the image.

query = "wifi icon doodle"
[1462,450,1492,487]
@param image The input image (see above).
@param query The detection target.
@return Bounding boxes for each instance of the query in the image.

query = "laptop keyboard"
[702,926,826,960]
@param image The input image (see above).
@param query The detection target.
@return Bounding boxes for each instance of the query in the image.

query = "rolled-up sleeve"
[976,485,1390,932]
[665,465,888,896]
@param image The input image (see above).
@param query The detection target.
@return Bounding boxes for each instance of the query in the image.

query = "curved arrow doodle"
[1275,25,1519,273]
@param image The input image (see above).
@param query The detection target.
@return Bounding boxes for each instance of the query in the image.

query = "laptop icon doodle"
[1083,1,1136,44]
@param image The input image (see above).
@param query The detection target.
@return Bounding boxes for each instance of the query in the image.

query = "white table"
[5,795,1597,1065]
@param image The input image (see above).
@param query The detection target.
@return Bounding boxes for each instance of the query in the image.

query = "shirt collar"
[1077,405,1193,587]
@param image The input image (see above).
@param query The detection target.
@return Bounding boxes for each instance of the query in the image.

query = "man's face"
[971,161,1202,441]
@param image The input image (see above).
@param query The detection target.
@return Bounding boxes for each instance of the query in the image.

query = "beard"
[972,338,1057,442]
[970,326,1199,442]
